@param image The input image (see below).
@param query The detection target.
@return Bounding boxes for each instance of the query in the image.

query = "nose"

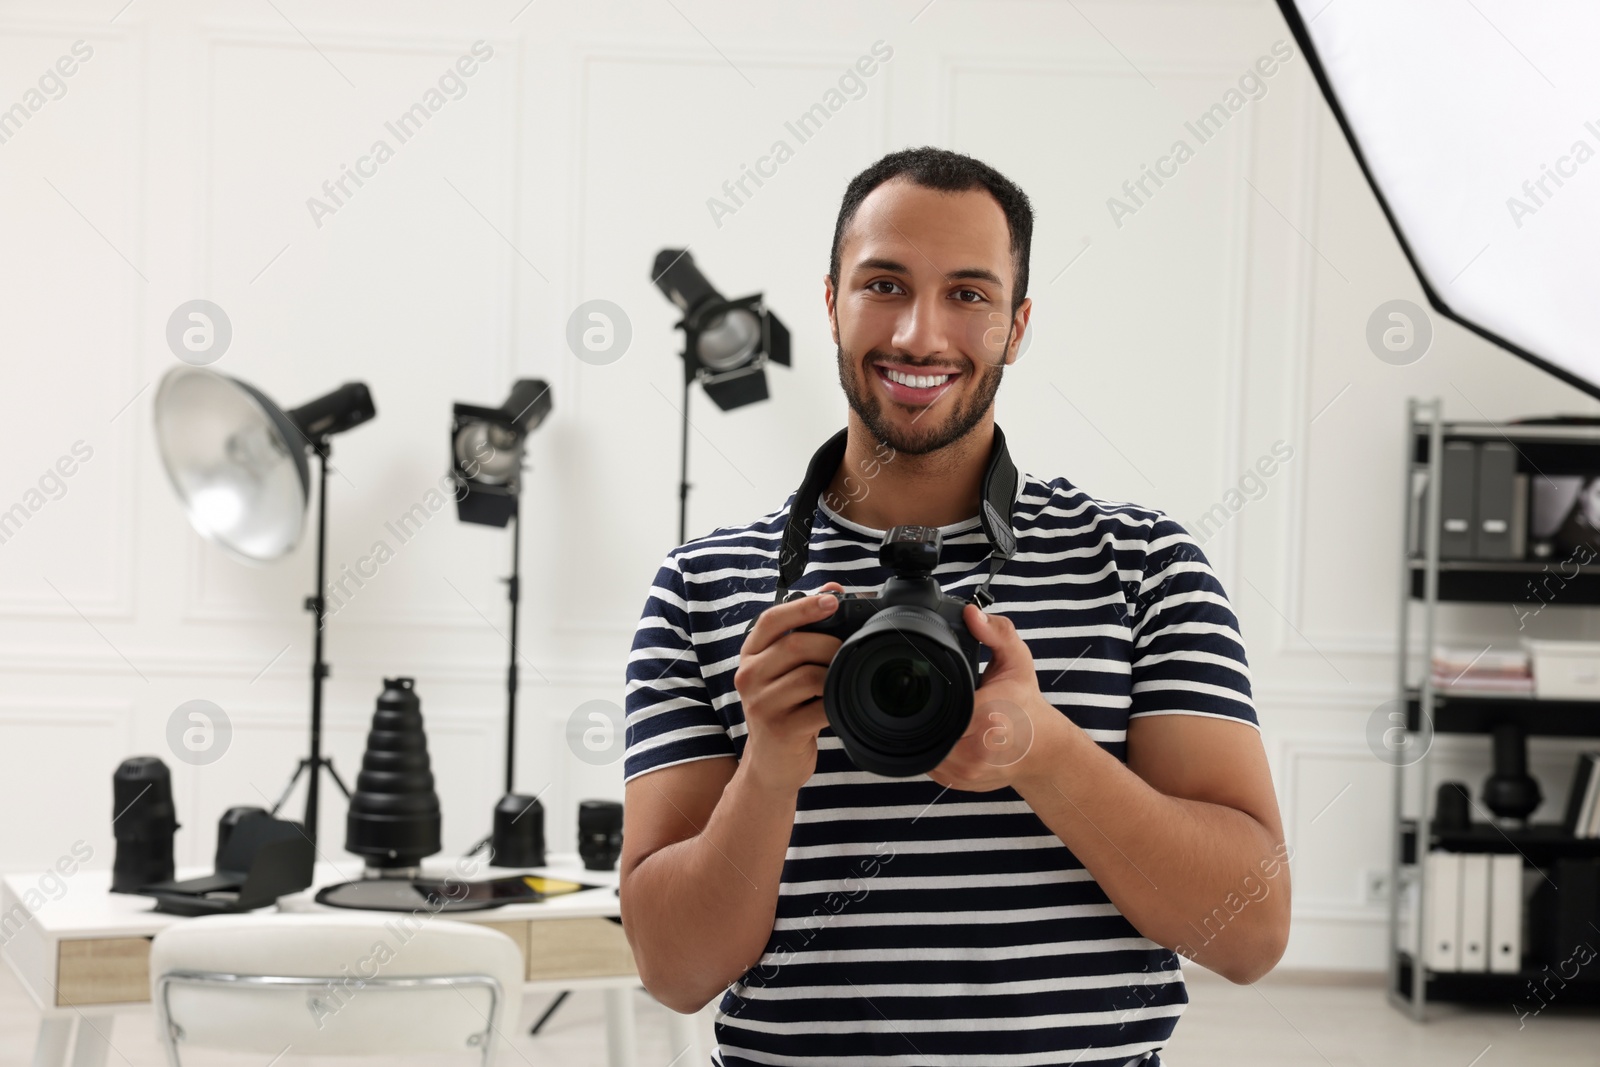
[890,290,952,360]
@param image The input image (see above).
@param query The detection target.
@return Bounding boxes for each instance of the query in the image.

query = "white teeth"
[884,368,953,390]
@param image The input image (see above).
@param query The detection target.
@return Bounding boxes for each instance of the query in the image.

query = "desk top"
[2,852,620,941]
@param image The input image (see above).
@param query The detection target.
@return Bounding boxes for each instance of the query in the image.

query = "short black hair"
[829,146,1034,314]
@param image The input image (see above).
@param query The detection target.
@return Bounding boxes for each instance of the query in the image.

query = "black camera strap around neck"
[773,424,1019,608]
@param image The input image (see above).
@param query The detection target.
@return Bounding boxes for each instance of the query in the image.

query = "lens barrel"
[824,606,975,777]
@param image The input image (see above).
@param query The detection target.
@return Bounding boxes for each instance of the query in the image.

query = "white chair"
[148,912,524,1066]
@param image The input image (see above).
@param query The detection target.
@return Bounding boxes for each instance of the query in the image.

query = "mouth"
[871,362,961,406]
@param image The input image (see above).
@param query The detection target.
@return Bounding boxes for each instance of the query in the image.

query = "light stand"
[503,489,522,796]
[678,365,692,547]
[269,436,350,845]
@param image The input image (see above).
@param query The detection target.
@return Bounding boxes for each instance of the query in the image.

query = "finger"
[751,632,844,683]
[789,697,830,739]
[755,665,830,720]
[743,590,839,655]
[965,605,1026,670]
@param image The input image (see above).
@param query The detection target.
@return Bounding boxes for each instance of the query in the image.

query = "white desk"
[2,854,699,1067]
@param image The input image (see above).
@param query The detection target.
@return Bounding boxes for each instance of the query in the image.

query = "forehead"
[839,178,1013,280]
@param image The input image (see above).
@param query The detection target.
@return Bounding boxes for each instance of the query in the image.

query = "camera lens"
[870,656,934,718]
[825,606,974,777]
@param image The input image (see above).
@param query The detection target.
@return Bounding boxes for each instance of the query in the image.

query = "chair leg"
[30,1018,72,1067]
[602,987,637,1067]
[528,990,569,1035]
[68,1016,112,1067]
[666,1007,702,1066]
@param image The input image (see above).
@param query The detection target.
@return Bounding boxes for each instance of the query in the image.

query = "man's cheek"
[967,312,1013,365]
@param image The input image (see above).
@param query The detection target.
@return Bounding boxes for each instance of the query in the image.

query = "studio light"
[154,366,376,847]
[450,378,552,528]
[1278,1,1600,396]
[651,249,790,541]
[449,380,553,861]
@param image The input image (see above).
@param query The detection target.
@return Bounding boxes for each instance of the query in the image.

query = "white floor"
[3,962,1597,1066]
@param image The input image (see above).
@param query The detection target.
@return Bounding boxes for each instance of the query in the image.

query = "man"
[620,147,1289,1066]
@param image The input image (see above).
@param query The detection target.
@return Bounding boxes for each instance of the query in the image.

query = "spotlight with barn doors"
[651,248,790,543]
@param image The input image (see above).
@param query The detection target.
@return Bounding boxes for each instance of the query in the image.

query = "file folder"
[1439,442,1478,559]
[1424,851,1463,971]
[1474,442,1517,559]
[1489,853,1522,974]
[1458,853,1490,971]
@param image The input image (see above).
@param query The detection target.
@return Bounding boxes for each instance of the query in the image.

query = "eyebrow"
[853,257,1005,288]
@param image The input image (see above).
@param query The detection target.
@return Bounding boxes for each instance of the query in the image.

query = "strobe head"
[345,677,442,876]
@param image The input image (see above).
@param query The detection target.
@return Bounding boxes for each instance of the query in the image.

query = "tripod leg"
[323,758,353,799]
[529,990,569,1035]
[271,759,311,816]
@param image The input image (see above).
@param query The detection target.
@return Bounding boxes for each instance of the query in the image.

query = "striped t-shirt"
[623,470,1258,1066]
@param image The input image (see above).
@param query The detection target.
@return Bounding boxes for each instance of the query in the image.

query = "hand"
[926,604,1068,793]
[733,582,846,794]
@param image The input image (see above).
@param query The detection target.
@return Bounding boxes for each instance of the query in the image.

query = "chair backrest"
[149,912,523,1064]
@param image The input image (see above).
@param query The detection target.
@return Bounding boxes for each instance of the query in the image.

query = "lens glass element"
[869,655,935,718]
[695,306,762,371]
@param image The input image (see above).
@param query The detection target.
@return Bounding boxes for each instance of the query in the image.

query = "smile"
[883,367,954,389]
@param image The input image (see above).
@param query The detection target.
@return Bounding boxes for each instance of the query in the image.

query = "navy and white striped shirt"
[624,470,1257,1066]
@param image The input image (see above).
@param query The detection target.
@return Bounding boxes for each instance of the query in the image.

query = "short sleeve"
[623,551,737,783]
[1127,517,1258,729]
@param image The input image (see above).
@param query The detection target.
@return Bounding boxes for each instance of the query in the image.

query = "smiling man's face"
[826,176,1030,456]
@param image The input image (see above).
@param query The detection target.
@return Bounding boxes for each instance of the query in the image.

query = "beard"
[836,343,1005,457]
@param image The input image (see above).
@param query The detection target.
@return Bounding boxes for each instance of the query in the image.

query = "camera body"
[773,524,982,777]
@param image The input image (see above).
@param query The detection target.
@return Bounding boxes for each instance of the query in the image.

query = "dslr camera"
[771,524,981,777]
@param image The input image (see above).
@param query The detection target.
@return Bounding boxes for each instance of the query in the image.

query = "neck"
[825,408,995,531]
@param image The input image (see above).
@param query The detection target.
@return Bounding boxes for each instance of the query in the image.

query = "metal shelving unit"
[1389,399,1600,1020]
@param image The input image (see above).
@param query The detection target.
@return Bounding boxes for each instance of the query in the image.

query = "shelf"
[1405,691,1600,738]
[1400,819,1600,866]
[1394,404,1600,1020]
[1408,560,1600,604]
[1396,951,1600,1006]
[1412,422,1600,468]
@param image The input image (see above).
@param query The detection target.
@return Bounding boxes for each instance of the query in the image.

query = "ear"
[1005,296,1033,366]
[824,273,840,346]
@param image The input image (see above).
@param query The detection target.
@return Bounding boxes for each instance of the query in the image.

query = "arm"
[619,755,799,1013]
[1013,711,1290,984]
[618,580,845,1013]
[927,526,1289,984]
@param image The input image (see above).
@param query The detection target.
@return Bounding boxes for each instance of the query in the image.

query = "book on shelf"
[1562,752,1600,838]
[1429,645,1533,695]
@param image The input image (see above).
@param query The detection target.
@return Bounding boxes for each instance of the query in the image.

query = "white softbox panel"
[1280,0,1600,395]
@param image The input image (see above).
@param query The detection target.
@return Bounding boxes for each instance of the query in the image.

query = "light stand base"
[269,756,351,829]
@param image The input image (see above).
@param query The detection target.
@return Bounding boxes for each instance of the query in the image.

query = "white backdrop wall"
[1,0,1594,971]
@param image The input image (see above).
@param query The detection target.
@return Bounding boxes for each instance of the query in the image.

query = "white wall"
[1,0,1594,970]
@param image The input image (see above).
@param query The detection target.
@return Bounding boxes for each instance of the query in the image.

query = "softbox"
[1279,1,1600,396]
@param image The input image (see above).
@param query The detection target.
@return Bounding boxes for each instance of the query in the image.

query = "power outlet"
[1362,868,1391,904]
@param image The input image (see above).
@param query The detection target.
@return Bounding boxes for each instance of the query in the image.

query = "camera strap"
[773,424,1019,608]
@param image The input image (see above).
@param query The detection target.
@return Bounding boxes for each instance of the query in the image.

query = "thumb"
[966,604,1023,671]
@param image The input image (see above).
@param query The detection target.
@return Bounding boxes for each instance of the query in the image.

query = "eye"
[866,279,904,295]
[952,287,986,303]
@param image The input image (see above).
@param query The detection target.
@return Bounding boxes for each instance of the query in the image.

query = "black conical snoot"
[345,677,441,870]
